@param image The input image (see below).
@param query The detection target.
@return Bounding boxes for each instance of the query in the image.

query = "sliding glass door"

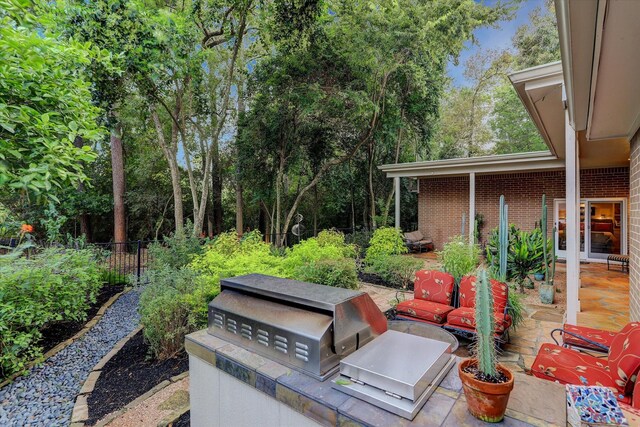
[554,198,626,260]
[587,201,624,259]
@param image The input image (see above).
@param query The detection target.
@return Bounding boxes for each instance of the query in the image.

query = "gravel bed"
[0,289,141,426]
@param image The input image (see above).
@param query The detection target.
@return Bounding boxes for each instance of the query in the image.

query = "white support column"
[565,109,581,325]
[469,172,476,243]
[394,177,401,230]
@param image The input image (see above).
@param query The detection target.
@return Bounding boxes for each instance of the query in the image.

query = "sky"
[447,0,545,87]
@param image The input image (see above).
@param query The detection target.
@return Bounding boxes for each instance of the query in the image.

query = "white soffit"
[509,62,565,158]
[578,133,630,168]
[555,0,598,131]
[378,152,564,178]
[586,0,640,141]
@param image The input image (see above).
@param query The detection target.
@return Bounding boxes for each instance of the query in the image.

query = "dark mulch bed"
[174,411,190,427]
[358,270,414,291]
[38,282,126,354]
[86,330,188,426]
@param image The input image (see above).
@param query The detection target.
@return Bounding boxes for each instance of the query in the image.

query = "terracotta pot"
[458,358,514,423]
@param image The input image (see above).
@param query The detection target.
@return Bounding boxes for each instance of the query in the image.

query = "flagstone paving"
[363,253,630,375]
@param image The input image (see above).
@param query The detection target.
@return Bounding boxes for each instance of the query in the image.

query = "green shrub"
[364,227,407,264]
[366,255,423,289]
[437,235,480,283]
[148,232,207,270]
[295,258,358,289]
[139,265,217,359]
[316,230,357,258]
[345,230,373,258]
[190,231,285,283]
[0,248,102,378]
[100,269,130,285]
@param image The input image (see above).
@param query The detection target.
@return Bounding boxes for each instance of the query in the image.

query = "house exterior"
[380,0,640,325]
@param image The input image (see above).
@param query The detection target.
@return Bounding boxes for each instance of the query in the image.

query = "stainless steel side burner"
[332,329,456,419]
[207,274,388,380]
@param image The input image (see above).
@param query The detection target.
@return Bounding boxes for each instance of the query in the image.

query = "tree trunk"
[151,106,184,237]
[275,146,285,245]
[111,124,126,246]
[382,118,404,224]
[235,81,245,237]
[368,140,377,229]
[313,185,318,237]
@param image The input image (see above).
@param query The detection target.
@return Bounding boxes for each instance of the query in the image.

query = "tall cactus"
[461,212,466,237]
[549,226,556,285]
[542,194,549,281]
[498,195,508,282]
[476,269,497,377]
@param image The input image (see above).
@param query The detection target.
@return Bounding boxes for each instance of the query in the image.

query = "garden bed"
[86,330,188,425]
[39,282,126,354]
[174,411,190,427]
[357,270,410,290]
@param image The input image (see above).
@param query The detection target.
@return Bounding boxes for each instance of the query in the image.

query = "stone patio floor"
[361,252,630,376]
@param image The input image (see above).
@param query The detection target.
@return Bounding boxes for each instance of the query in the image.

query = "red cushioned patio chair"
[396,270,455,325]
[442,275,512,343]
[531,322,640,408]
[550,323,619,353]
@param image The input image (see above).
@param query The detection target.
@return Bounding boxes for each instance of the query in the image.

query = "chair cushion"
[404,231,424,242]
[396,299,454,324]
[608,323,640,394]
[532,343,631,404]
[562,323,616,351]
[459,276,508,313]
[414,270,455,306]
[445,307,512,334]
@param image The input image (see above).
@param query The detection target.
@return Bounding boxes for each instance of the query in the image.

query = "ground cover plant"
[0,248,102,379]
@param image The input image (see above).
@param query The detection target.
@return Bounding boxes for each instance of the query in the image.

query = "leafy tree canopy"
[0,0,106,202]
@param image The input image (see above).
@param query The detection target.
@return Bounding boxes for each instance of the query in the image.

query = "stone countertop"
[185,330,567,427]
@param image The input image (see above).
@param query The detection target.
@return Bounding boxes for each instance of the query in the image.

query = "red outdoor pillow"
[414,270,455,306]
[608,322,640,394]
[458,275,508,314]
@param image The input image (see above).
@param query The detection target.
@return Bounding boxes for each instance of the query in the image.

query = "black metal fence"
[92,240,152,285]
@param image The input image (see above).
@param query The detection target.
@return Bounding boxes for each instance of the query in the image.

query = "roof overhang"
[509,62,565,158]
[508,61,629,168]
[556,0,640,141]
[379,152,564,178]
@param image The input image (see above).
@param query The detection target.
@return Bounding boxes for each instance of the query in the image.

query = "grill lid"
[208,274,388,380]
[219,274,388,355]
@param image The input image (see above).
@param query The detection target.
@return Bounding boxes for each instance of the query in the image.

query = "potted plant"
[539,194,556,304]
[459,269,514,422]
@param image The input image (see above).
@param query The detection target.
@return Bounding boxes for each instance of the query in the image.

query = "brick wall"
[630,131,640,321]
[418,167,630,250]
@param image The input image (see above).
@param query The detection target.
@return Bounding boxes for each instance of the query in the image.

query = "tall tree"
[240,0,508,241]
[61,0,161,242]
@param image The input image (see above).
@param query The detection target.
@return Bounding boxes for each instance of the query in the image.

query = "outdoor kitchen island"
[186,275,566,426]
[186,329,567,426]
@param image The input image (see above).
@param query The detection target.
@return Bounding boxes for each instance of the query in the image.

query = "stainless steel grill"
[207,274,388,380]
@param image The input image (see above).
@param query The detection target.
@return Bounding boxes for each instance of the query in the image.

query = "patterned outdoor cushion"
[458,276,508,313]
[563,324,616,351]
[396,299,454,324]
[445,307,512,333]
[532,343,631,405]
[608,323,640,394]
[413,270,455,306]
